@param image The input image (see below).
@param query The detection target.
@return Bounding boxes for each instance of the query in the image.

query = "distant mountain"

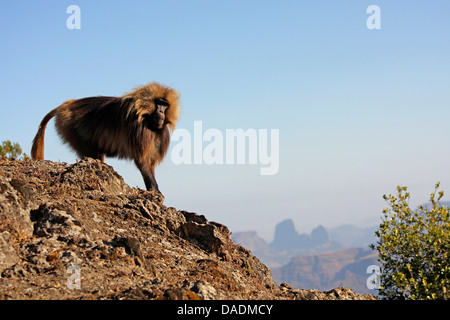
[232,219,378,269]
[272,248,379,295]
[232,219,380,294]
[269,219,330,251]
[270,219,300,251]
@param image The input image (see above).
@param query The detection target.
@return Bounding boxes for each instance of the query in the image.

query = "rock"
[0,175,34,240]
[61,158,131,195]
[280,285,377,300]
[31,204,82,238]
[0,157,376,300]
[0,232,19,273]
[176,219,231,260]
[191,280,217,300]
[279,282,292,291]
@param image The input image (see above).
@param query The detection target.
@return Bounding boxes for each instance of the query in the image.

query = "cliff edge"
[0,157,375,300]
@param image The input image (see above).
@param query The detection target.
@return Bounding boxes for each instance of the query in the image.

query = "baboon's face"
[146,98,169,130]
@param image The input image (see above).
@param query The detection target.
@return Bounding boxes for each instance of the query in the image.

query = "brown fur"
[31,82,180,192]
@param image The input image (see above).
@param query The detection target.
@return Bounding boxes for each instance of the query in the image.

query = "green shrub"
[371,183,450,299]
[0,140,29,160]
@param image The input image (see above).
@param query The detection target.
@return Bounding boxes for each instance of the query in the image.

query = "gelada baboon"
[31,82,180,192]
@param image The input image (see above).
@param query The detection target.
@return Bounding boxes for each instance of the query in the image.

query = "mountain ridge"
[233,219,380,294]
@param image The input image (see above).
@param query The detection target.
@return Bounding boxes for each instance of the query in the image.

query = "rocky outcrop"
[0,157,375,300]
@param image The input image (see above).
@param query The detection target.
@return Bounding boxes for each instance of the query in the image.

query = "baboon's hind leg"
[76,146,105,162]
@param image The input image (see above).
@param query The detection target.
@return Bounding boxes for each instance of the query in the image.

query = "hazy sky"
[1,1,449,240]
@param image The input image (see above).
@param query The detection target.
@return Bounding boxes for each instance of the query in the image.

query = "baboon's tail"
[31,108,58,160]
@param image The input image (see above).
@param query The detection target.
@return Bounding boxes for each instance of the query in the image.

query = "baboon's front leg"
[135,159,159,192]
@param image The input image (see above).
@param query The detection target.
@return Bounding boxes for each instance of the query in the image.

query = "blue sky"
[1,1,449,240]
